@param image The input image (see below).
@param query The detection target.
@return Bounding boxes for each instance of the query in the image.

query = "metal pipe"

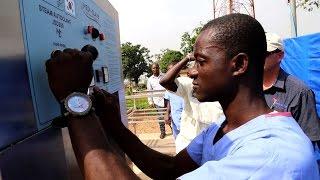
[251,0,255,18]
[289,0,298,37]
[228,0,233,14]
[213,0,216,19]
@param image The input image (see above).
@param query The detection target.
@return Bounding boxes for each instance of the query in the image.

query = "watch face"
[65,93,92,115]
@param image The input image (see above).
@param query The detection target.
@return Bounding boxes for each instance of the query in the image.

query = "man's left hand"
[45,48,94,101]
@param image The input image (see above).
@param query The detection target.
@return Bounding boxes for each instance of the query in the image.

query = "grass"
[126,98,149,109]
[125,85,150,109]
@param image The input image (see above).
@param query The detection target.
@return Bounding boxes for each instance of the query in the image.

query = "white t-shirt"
[173,77,224,152]
[179,112,318,180]
[147,74,165,107]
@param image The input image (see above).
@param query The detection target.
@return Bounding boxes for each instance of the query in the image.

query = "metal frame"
[213,0,255,18]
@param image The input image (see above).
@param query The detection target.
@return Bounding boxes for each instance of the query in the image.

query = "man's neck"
[263,66,280,90]
[220,87,271,134]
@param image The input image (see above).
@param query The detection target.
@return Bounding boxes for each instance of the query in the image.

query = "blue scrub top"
[164,91,184,130]
[179,112,319,180]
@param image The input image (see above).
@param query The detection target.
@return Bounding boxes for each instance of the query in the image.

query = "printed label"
[65,0,75,16]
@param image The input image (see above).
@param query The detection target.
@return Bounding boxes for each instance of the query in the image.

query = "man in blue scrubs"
[164,62,184,139]
[46,14,319,179]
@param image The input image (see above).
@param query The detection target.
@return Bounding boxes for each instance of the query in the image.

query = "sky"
[108,0,320,56]
[254,0,320,38]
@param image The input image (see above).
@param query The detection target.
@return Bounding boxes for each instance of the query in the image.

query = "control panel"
[19,0,125,129]
[0,1,126,178]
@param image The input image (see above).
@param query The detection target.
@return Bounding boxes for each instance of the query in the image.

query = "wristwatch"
[63,92,93,116]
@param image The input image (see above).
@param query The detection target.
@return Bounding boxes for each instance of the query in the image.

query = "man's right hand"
[185,53,195,68]
[93,87,124,134]
[165,116,172,125]
[159,52,195,92]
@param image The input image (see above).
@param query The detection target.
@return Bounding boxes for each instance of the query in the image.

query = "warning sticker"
[65,0,75,16]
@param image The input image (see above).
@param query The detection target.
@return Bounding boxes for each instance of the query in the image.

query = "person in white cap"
[264,32,320,148]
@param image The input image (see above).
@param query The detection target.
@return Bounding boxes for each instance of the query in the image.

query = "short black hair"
[201,13,266,76]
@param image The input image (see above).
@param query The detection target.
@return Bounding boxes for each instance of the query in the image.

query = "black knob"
[91,28,100,39]
[81,45,98,60]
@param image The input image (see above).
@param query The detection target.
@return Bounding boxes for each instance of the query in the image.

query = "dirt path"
[128,121,173,135]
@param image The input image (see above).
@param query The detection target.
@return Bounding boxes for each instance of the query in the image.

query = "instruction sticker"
[65,0,75,16]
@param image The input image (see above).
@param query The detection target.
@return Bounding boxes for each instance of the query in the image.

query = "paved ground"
[130,133,176,179]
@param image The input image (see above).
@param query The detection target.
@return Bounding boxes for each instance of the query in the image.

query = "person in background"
[147,62,166,139]
[164,61,184,142]
[46,14,319,179]
[159,53,224,153]
[263,32,320,148]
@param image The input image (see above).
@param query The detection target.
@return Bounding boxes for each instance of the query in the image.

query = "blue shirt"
[164,91,184,130]
[180,112,319,180]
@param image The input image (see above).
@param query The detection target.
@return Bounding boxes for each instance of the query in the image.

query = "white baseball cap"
[266,32,283,52]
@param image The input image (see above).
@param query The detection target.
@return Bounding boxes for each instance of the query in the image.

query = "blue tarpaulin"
[281,33,320,117]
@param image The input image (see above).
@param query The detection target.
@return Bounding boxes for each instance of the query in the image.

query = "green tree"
[297,0,319,11]
[158,49,183,73]
[180,25,203,55]
[121,42,151,84]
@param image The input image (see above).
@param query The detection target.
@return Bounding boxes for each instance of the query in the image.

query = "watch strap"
[51,115,68,128]
[51,107,95,129]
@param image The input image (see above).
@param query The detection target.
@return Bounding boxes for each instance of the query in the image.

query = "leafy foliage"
[297,0,319,11]
[121,42,152,84]
[180,25,203,55]
[158,49,183,72]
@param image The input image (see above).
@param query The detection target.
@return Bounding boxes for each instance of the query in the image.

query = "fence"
[126,90,167,134]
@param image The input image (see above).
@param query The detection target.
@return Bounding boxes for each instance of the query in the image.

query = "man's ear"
[231,53,249,76]
[277,51,284,62]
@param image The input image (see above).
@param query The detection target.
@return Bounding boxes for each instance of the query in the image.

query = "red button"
[85,26,94,34]
[99,33,105,41]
